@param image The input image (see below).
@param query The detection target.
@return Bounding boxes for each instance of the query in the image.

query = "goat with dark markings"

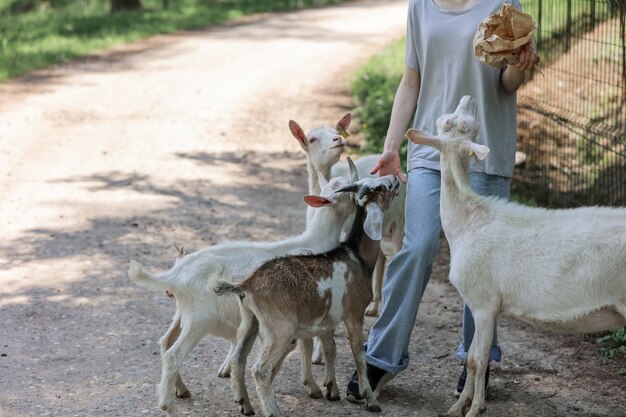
[216,159,400,417]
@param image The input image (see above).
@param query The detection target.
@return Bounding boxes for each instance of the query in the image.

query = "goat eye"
[309,137,318,143]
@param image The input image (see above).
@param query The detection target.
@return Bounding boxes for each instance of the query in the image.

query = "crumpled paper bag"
[473,3,537,69]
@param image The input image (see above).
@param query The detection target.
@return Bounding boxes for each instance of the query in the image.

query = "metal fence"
[514,0,625,207]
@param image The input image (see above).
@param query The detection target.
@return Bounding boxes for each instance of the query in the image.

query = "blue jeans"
[365,167,510,374]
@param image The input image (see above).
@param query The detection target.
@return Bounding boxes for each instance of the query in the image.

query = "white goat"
[215,166,401,417]
[289,114,406,318]
[128,174,360,417]
[407,95,626,417]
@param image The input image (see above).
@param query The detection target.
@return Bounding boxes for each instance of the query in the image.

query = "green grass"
[0,0,345,82]
[597,327,626,363]
[350,37,405,166]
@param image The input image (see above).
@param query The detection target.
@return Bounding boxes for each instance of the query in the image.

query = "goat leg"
[312,336,324,364]
[344,319,381,413]
[218,343,235,378]
[252,335,295,417]
[366,252,386,316]
[299,338,323,398]
[230,308,258,416]
[159,314,191,399]
[462,311,494,417]
[158,328,202,417]
[318,331,340,401]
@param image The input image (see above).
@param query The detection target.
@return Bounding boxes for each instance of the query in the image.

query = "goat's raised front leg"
[318,331,340,401]
[252,332,296,417]
[299,338,323,398]
[366,252,386,316]
[158,326,204,417]
[230,307,258,416]
[344,319,381,413]
[159,313,191,399]
[440,310,495,417]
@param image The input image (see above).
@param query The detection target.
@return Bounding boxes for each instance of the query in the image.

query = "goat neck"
[302,203,346,248]
[439,137,492,243]
[344,203,379,273]
[307,158,323,195]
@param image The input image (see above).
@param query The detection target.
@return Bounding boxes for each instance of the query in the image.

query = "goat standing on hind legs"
[407,95,626,417]
[216,158,400,417]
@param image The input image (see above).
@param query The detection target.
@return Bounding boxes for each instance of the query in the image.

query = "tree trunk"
[110,0,142,12]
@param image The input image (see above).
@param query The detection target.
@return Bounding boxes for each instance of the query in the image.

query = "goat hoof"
[175,388,191,399]
[308,389,323,399]
[325,382,340,401]
[218,363,231,378]
[365,307,379,317]
[241,411,255,416]
[365,302,380,317]
[326,393,340,401]
[366,403,382,413]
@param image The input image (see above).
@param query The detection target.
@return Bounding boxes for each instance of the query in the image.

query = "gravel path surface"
[0,1,623,416]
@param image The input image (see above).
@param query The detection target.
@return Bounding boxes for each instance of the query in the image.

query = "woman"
[346,0,539,402]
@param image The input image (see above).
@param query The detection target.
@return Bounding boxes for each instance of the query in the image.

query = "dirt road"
[0,1,623,416]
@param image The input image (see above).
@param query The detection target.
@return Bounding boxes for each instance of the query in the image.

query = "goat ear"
[303,195,333,207]
[363,203,384,241]
[467,142,490,160]
[347,156,359,183]
[289,120,308,150]
[335,113,352,132]
[407,129,442,150]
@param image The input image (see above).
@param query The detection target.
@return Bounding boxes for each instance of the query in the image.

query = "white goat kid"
[216,165,401,417]
[289,114,406,319]
[407,95,626,417]
[128,174,359,417]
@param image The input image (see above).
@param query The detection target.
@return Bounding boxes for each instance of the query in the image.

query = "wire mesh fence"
[515,0,625,207]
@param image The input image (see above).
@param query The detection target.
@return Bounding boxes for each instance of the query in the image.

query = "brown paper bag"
[473,3,537,69]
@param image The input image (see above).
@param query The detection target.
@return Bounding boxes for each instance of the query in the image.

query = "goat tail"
[128,260,168,292]
[214,280,245,299]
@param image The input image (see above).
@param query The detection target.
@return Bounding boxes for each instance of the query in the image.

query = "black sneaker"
[345,363,392,403]
[454,364,490,396]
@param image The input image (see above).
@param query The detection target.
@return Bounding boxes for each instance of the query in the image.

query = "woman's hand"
[501,41,540,93]
[512,42,539,72]
[371,150,407,183]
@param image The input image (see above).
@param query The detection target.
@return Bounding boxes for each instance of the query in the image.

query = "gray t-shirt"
[406,0,522,177]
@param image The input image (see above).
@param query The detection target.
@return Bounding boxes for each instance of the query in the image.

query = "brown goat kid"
[215,162,400,417]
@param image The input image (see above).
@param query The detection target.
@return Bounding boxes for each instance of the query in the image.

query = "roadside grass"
[0,0,345,82]
[350,37,405,168]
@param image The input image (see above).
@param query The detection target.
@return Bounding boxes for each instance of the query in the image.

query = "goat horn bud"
[337,184,359,193]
